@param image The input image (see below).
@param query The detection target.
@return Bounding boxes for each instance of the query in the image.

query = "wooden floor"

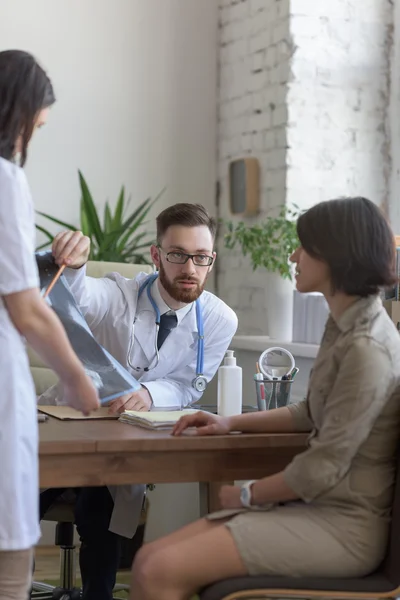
[34,547,68,581]
[34,546,131,589]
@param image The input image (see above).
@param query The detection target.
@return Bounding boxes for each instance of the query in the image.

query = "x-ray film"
[36,251,141,403]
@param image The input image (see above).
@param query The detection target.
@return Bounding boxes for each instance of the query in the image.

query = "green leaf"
[35,240,52,251]
[35,223,55,241]
[223,205,301,280]
[35,170,162,265]
[104,202,113,233]
[80,200,90,238]
[36,211,77,231]
[112,187,125,228]
[116,198,155,252]
[78,170,103,247]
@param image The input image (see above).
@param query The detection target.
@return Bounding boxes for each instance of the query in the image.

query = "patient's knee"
[133,546,171,588]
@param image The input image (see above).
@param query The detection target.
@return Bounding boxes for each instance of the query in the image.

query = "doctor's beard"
[159,261,206,304]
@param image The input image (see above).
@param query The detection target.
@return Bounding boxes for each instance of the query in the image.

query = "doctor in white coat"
[39,202,238,600]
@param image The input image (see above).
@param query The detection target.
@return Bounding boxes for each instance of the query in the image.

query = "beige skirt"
[207,502,387,578]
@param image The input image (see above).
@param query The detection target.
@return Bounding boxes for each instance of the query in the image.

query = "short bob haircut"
[296,196,397,297]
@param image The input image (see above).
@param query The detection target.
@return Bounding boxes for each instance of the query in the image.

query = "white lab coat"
[40,266,238,537]
[0,158,41,549]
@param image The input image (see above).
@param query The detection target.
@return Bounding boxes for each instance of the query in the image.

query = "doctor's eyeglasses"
[158,247,214,267]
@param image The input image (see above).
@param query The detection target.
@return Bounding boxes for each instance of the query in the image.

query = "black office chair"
[31,493,145,599]
[31,499,80,600]
[200,451,400,600]
[200,452,400,600]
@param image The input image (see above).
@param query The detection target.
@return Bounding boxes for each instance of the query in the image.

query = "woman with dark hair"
[0,50,99,599]
[129,197,400,600]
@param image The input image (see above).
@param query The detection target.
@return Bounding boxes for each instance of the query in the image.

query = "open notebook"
[119,409,199,430]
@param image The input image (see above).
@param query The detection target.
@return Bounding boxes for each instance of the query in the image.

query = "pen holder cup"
[254,376,294,411]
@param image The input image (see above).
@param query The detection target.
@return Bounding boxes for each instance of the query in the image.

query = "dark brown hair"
[156,203,217,244]
[297,196,397,297]
[0,50,55,166]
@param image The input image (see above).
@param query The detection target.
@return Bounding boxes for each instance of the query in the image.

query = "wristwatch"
[240,480,256,508]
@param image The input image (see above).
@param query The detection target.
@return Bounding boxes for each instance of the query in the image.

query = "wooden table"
[39,418,307,511]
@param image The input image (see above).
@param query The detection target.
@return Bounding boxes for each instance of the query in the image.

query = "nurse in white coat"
[41,203,238,600]
[0,51,99,600]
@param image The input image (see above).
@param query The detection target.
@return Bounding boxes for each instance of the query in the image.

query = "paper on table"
[37,405,119,421]
[119,409,199,429]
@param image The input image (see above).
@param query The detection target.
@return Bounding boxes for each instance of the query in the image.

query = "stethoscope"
[127,272,207,392]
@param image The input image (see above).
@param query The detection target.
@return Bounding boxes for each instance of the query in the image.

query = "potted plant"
[36,170,162,264]
[223,204,301,340]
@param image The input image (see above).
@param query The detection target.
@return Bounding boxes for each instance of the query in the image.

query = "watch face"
[240,486,249,506]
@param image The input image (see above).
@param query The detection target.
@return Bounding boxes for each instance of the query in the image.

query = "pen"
[43,264,66,299]
[254,373,266,411]
[270,380,277,409]
[256,362,266,402]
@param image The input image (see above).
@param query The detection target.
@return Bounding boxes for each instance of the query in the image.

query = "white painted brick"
[229,0,249,22]
[277,0,291,18]
[252,90,269,111]
[220,20,246,44]
[219,6,233,25]
[225,115,250,137]
[249,30,272,54]
[268,148,287,169]
[274,128,287,148]
[219,137,238,159]
[250,7,274,35]
[256,151,270,171]
[247,70,269,92]
[266,167,287,191]
[235,94,253,115]
[264,130,276,150]
[222,96,252,121]
[272,19,290,44]
[269,83,287,105]
[272,103,288,126]
[277,39,293,61]
[241,132,253,151]
[220,39,247,64]
[252,50,265,71]
[218,102,233,123]
[270,63,289,84]
[250,0,268,15]
[265,45,277,68]
[217,0,391,335]
[252,131,264,150]
[266,187,287,210]
[249,110,272,131]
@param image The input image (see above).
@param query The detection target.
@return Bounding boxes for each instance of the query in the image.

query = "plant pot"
[265,272,293,341]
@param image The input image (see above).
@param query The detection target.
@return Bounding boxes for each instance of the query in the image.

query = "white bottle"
[217,350,242,417]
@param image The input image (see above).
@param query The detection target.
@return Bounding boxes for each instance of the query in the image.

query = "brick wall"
[217,0,393,335]
[287,0,393,213]
[217,0,292,334]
